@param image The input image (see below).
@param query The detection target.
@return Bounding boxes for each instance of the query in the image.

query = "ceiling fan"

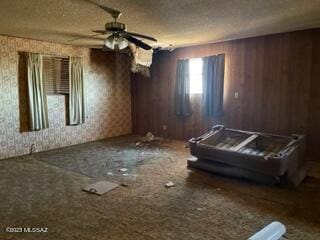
[73,0,157,51]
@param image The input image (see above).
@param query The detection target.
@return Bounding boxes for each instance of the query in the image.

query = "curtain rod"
[43,54,69,59]
[18,51,70,59]
[177,53,225,61]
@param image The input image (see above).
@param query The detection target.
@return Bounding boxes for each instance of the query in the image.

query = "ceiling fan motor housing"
[105,22,127,32]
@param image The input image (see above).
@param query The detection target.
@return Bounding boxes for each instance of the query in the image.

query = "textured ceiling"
[0,0,320,49]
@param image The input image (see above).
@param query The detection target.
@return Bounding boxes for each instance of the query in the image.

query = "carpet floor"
[0,135,319,240]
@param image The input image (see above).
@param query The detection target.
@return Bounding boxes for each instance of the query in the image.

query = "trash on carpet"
[135,132,164,147]
[196,207,205,212]
[248,221,286,240]
[119,168,128,172]
[83,181,119,196]
[187,156,197,161]
[146,132,155,142]
[165,181,175,188]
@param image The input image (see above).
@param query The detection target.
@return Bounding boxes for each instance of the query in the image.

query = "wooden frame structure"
[188,125,308,187]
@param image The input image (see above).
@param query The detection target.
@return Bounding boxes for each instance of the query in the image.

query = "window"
[189,58,203,94]
[43,56,69,95]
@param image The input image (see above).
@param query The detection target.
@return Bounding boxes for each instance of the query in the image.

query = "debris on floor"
[135,132,164,147]
[248,221,286,240]
[146,132,155,142]
[13,135,320,239]
[83,181,119,196]
[165,181,175,188]
[119,168,128,172]
[107,172,114,176]
[196,207,205,212]
[121,183,129,187]
[187,156,197,161]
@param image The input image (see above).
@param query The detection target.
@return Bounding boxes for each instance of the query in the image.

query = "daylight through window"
[189,58,203,94]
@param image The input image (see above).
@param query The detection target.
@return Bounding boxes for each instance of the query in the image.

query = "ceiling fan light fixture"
[104,36,116,49]
[86,2,156,51]
[104,36,128,50]
[117,37,128,50]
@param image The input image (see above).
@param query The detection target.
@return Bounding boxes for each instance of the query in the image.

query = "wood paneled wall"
[131,29,320,156]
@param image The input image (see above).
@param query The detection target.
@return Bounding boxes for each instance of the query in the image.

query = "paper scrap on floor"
[83,181,119,196]
[165,181,175,188]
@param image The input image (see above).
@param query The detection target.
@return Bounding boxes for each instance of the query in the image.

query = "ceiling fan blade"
[68,33,103,42]
[92,30,109,35]
[84,0,122,18]
[123,32,157,42]
[87,45,113,52]
[124,36,152,50]
[87,45,104,49]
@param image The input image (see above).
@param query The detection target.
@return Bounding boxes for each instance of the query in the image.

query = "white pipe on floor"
[248,221,286,240]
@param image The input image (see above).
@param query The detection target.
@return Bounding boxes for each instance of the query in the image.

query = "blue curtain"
[174,59,191,117]
[202,54,225,117]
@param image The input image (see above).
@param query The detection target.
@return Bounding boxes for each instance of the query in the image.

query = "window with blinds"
[43,56,69,95]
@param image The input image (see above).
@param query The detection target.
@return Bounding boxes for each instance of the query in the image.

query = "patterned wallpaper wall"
[0,35,132,160]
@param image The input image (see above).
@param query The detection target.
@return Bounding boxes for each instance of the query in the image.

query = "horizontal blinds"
[43,56,69,95]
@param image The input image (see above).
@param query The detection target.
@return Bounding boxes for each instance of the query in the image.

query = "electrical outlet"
[162,125,167,130]
[30,144,36,155]
[234,92,239,99]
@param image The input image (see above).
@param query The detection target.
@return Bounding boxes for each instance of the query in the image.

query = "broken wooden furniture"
[188,125,308,187]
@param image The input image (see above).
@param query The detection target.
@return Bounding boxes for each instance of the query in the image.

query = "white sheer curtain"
[69,57,85,125]
[27,53,49,130]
